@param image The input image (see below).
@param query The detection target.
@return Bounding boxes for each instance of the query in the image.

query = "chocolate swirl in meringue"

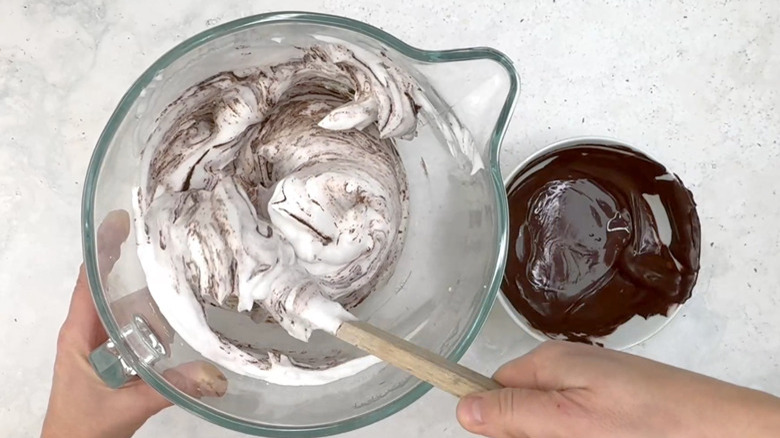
[133,43,475,385]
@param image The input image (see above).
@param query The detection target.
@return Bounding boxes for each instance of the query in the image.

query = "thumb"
[123,361,229,419]
[163,361,228,399]
[456,388,557,438]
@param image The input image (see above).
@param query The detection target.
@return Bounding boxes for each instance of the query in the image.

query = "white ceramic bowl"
[498,136,686,350]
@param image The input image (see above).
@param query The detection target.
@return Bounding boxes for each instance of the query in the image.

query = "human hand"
[41,211,227,438]
[457,341,780,438]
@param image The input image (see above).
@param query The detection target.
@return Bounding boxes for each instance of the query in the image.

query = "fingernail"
[459,396,484,425]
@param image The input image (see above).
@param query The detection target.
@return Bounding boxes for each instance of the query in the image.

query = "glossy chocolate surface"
[502,144,701,343]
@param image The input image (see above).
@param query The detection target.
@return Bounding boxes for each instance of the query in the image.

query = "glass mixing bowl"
[81,11,518,436]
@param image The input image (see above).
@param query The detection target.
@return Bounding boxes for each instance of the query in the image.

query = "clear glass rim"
[82,11,519,437]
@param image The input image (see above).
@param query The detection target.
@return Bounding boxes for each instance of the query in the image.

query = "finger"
[162,361,228,399]
[60,265,108,354]
[61,211,132,354]
[493,341,574,390]
[97,210,131,281]
[457,388,566,438]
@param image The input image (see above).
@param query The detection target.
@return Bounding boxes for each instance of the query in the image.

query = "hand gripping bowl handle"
[89,315,165,388]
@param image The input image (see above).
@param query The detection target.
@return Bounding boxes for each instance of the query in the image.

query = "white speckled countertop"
[2,1,779,436]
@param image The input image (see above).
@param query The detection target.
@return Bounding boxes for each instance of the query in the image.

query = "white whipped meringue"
[134,43,479,385]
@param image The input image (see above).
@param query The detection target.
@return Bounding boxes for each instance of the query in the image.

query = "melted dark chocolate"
[502,144,701,343]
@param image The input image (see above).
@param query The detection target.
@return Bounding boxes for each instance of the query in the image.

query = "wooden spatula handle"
[336,320,503,398]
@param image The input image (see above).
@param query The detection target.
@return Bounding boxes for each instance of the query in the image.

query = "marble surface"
[2,0,779,436]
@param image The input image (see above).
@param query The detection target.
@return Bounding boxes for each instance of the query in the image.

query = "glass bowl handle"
[89,315,166,389]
